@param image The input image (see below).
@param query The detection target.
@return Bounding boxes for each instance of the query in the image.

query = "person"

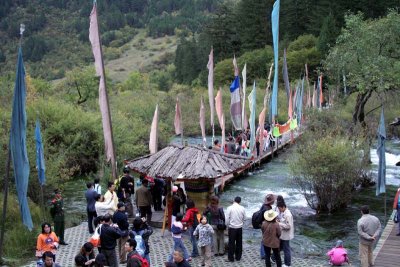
[135,178,153,222]
[86,182,98,234]
[326,240,350,266]
[36,222,59,260]
[94,253,107,267]
[129,216,153,264]
[259,194,275,260]
[171,186,181,224]
[177,186,187,214]
[119,167,135,217]
[95,194,115,219]
[113,202,130,264]
[213,139,221,151]
[393,187,400,236]
[74,242,96,267]
[104,182,118,215]
[94,178,102,195]
[262,210,282,267]
[225,196,246,262]
[181,199,200,258]
[50,189,67,245]
[125,238,148,267]
[172,250,191,267]
[277,201,294,267]
[164,262,177,267]
[168,213,191,262]
[203,195,225,256]
[99,214,127,267]
[357,205,381,267]
[152,177,165,211]
[42,251,61,267]
[193,215,214,267]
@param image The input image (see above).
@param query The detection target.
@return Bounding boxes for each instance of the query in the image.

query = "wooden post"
[0,149,11,264]
[161,204,168,237]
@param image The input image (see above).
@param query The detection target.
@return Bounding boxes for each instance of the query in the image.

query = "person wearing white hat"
[261,209,282,267]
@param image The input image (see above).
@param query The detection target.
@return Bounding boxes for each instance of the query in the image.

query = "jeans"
[213,227,225,255]
[103,248,118,267]
[397,207,400,234]
[228,227,242,261]
[168,237,190,261]
[260,241,265,258]
[280,240,291,266]
[264,245,281,267]
[189,226,199,256]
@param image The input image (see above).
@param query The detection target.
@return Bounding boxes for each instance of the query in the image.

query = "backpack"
[130,253,149,267]
[192,211,201,228]
[251,208,265,229]
[171,224,182,235]
[131,230,146,257]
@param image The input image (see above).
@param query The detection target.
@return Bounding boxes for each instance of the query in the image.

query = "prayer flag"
[248,81,256,153]
[215,89,223,128]
[10,47,33,230]
[207,48,215,127]
[149,104,159,154]
[271,0,280,117]
[200,97,206,146]
[230,76,242,130]
[319,75,324,108]
[376,108,386,196]
[258,107,266,157]
[233,55,239,76]
[35,120,46,186]
[242,63,248,130]
[174,98,182,135]
[288,88,293,119]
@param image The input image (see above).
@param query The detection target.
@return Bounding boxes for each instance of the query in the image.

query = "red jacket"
[182,207,199,227]
[393,188,400,209]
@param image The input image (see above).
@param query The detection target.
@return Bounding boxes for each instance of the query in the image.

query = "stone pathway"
[23,222,332,267]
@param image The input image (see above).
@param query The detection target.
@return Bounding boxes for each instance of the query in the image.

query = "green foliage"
[317,13,340,55]
[290,109,364,213]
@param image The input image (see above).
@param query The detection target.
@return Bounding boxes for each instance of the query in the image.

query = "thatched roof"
[126,144,252,180]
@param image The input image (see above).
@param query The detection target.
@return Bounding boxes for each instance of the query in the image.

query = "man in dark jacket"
[119,167,135,217]
[125,239,142,267]
[113,202,130,264]
[85,182,98,234]
[50,189,67,245]
[135,179,153,222]
[173,250,191,267]
[100,214,126,267]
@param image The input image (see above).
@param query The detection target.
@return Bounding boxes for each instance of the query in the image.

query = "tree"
[317,13,339,55]
[324,11,400,126]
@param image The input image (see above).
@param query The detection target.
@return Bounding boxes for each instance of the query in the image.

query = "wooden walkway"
[373,212,400,266]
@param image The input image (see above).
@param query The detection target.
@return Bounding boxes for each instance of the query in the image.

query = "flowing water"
[62,137,400,262]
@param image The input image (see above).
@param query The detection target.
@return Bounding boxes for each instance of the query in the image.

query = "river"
[62,137,400,262]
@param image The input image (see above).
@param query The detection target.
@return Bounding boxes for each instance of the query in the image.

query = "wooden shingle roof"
[126,144,252,180]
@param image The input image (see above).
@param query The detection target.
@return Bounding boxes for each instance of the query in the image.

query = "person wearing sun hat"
[259,194,276,259]
[261,209,282,267]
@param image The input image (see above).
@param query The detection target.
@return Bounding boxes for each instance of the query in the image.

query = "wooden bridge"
[373,211,400,266]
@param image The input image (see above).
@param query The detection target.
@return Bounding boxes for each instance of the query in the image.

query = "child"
[168,213,191,262]
[129,217,153,265]
[193,215,214,267]
[327,240,349,266]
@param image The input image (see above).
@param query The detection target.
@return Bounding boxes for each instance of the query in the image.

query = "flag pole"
[0,149,11,264]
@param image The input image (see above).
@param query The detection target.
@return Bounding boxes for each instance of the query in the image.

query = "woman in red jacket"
[182,199,200,257]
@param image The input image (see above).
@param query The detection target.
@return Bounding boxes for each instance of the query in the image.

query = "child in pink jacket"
[326,240,349,266]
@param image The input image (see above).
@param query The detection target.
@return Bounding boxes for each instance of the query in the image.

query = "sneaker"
[270,256,276,263]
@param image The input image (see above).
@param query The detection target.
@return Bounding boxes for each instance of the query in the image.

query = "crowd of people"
[35,165,393,267]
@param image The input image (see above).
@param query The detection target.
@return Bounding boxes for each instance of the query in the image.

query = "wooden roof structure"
[126,144,252,181]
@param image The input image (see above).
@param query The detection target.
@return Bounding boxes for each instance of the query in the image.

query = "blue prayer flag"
[35,120,46,186]
[376,108,386,196]
[10,47,33,230]
[271,0,280,118]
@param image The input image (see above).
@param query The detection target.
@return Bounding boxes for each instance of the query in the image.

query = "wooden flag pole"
[0,149,11,264]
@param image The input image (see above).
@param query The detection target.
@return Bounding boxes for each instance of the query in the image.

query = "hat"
[335,240,343,248]
[264,194,276,205]
[172,186,178,192]
[117,202,125,209]
[264,210,278,221]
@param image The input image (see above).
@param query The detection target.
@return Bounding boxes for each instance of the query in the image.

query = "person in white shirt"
[94,194,115,217]
[277,201,294,267]
[225,196,246,262]
[94,178,102,195]
[103,181,118,215]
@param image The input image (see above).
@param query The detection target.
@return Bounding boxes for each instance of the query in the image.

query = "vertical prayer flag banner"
[89,2,117,179]
[248,81,257,153]
[215,89,223,128]
[319,75,323,108]
[207,48,215,127]
[149,104,159,154]
[200,97,206,146]
[271,0,280,118]
[288,88,293,119]
[242,63,247,130]
[229,76,242,130]
[10,47,33,230]
[376,108,386,196]
[233,55,239,77]
[283,48,290,105]
[258,107,267,157]
[174,98,182,135]
[35,120,46,186]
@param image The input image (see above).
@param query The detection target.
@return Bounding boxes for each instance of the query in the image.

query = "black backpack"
[192,211,200,228]
[251,206,266,229]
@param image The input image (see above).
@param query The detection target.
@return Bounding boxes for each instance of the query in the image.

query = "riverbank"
[22,222,329,267]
